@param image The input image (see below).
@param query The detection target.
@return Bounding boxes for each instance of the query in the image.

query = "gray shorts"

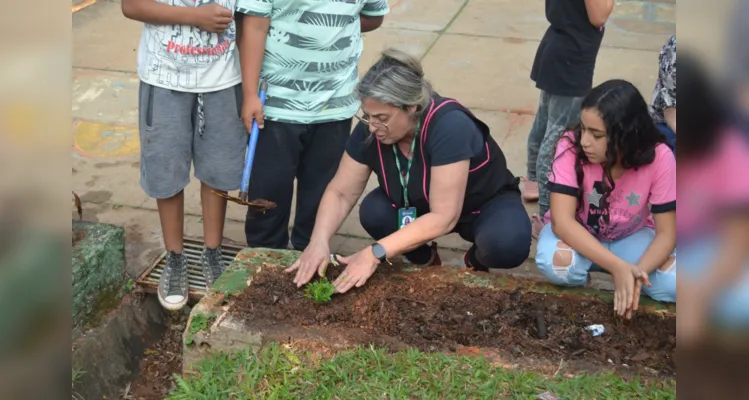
[138,81,246,199]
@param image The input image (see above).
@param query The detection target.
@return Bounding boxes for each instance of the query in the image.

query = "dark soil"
[126,312,186,399]
[232,265,676,377]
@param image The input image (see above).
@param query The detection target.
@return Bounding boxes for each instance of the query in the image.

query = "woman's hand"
[612,263,651,318]
[285,240,330,288]
[332,248,379,294]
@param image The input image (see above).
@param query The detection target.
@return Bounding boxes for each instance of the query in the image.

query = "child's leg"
[535,223,595,286]
[193,84,247,249]
[608,228,676,303]
[138,81,195,310]
[138,81,195,249]
[524,91,550,201]
[158,193,185,253]
[200,182,226,249]
[193,84,249,285]
[536,94,583,217]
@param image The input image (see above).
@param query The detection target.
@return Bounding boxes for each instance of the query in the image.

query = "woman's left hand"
[332,248,379,294]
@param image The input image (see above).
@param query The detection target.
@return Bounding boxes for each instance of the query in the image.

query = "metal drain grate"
[135,237,244,300]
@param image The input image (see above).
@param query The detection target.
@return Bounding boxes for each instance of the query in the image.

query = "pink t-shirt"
[544,131,676,241]
[677,129,749,240]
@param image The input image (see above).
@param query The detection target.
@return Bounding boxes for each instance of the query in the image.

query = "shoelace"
[205,249,224,277]
[197,93,205,138]
[167,256,186,296]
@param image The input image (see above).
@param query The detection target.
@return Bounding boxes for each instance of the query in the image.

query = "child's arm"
[360,0,389,32]
[664,108,676,133]
[237,1,272,131]
[583,0,614,28]
[636,147,677,273]
[122,0,233,32]
[636,211,675,273]
[360,15,384,32]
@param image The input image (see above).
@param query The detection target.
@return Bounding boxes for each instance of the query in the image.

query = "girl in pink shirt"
[536,79,676,320]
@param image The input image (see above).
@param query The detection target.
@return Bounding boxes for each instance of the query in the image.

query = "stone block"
[381,0,466,32]
[447,0,548,41]
[72,220,128,334]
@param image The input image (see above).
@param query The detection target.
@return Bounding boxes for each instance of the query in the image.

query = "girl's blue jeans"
[535,224,676,303]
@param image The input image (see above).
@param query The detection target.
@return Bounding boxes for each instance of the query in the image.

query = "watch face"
[372,244,386,260]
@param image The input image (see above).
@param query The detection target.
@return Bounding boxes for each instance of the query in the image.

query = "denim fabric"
[526,90,584,216]
[535,224,676,303]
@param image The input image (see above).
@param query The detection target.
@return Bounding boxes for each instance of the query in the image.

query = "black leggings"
[359,188,532,270]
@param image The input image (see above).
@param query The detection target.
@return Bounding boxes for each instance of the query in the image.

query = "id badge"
[398,207,417,229]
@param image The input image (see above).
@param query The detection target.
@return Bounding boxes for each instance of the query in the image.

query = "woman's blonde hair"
[356,47,433,117]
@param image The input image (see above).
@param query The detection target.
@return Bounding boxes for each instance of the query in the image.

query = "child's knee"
[537,241,587,286]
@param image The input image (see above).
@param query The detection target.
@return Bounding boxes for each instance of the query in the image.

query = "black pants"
[359,188,532,270]
[244,118,351,250]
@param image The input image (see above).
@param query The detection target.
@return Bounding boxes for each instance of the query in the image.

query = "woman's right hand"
[285,240,331,287]
[612,263,651,318]
[241,94,265,132]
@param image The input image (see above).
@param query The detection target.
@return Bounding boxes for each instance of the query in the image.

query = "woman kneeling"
[536,79,676,319]
[288,48,532,293]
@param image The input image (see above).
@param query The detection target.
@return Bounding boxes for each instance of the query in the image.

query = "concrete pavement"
[71,0,675,285]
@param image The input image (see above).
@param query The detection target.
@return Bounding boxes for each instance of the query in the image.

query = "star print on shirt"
[587,188,602,208]
[626,189,642,207]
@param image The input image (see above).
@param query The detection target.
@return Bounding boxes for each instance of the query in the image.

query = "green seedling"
[304,277,335,303]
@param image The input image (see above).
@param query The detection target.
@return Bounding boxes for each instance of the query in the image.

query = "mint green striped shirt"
[237,0,390,124]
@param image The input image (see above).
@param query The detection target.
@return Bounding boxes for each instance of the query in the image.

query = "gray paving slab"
[381,0,467,32]
[73,0,140,72]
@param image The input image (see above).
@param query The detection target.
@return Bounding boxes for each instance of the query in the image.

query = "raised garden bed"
[184,249,676,381]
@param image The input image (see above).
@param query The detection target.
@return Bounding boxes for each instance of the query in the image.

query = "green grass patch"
[185,314,216,345]
[167,343,676,399]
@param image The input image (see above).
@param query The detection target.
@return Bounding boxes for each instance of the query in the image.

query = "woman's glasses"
[355,109,400,131]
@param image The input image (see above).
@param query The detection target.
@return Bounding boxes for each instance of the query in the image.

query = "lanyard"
[392,123,420,208]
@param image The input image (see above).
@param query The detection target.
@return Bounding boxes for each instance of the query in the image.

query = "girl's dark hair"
[678,52,728,159]
[552,79,667,218]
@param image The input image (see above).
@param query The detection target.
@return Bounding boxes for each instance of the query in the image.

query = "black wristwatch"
[370,242,388,264]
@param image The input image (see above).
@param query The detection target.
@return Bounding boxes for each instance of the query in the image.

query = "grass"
[71,368,85,388]
[185,313,215,345]
[167,343,676,399]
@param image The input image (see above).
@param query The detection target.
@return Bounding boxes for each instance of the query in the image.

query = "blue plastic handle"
[239,80,268,198]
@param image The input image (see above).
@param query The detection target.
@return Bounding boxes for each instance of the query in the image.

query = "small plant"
[72,368,85,388]
[304,277,335,303]
[185,313,215,345]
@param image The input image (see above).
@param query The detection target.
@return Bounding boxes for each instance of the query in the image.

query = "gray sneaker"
[157,251,189,311]
[201,247,225,289]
